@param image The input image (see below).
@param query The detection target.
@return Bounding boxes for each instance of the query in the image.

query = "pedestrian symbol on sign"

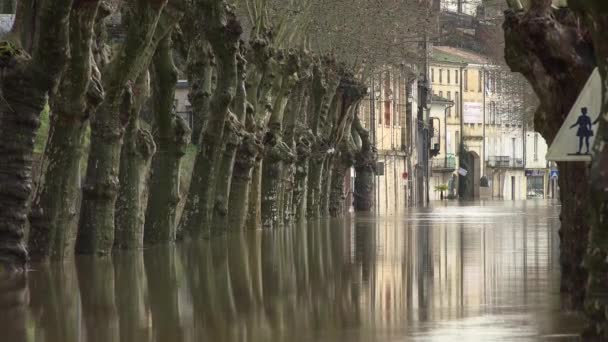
[547,68,602,162]
[569,107,599,155]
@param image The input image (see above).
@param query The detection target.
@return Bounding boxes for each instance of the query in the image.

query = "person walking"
[570,107,594,154]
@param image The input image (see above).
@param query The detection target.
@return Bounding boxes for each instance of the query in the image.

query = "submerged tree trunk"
[566,2,608,338]
[212,52,247,232]
[0,0,72,270]
[260,52,300,229]
[115,72,156,249]
[77,1,179,254]
[353,116,376,211]
[145,34,190,245]
[28,0,103,261]
[503,3,594,310]
[187,36,214,145]
[179,0,242,237]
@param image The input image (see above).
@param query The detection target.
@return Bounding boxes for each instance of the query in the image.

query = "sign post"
[546,68,601,162]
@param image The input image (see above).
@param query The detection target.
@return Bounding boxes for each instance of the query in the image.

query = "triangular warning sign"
[546,68,602,162]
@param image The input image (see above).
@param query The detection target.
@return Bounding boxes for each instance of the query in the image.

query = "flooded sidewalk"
[0,200,584,341]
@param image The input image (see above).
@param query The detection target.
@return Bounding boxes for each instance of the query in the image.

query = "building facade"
[428,46,551,201]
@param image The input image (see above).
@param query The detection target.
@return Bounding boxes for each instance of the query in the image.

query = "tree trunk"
[260,52,299,229]
[329,154,349,217]
[319,155,334,216]
[187,36,214,145]
[115,72,156,249]
[211,52,247,232]
[226,37,269,231]
[293,130,313,220]
[211,113,242,232]
[353,116,376,211]
[246,159,263,229]
[179,0,242,237]
[503,4,595,310]
[227,133,261,230]
[77,1,177,254]
[28,0,102,262]
[0,0,72,270]
[145,33,190,245]
[566,2,608,338]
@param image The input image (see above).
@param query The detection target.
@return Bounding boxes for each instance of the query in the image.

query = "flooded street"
[0,201,584,341]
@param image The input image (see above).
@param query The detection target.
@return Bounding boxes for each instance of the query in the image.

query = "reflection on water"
[0,201,584,341]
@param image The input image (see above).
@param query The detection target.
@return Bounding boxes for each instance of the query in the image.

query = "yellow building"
[428,46,545,201]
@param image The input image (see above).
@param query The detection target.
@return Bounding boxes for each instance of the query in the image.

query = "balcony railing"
[431,158,456,171]
[487,156,524,169]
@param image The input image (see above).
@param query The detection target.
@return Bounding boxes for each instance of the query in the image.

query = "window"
[447,91,452,116]
[447,70,451,84]
[478,70,482,92]
[439,91,443,99]
[439,69,443,83]
[455,91,459,117]
[431,68,435,83]
[512,137,517,159]
[534,134,539,161]
[455,70,459,84]
[464,70,468,91]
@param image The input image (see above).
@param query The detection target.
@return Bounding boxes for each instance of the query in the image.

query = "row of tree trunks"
[77,0,181,255]
[28,0,103,261]
[178,0,242,237]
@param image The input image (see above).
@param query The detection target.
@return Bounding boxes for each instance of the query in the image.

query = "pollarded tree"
[178,0,243,237]
[503,0,595,310]
[565,2,608,338]
[28,0,104,261]
[0,0,73,270]
[76,0,184,254]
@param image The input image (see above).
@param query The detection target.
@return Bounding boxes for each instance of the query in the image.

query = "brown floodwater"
[0,200,585,341]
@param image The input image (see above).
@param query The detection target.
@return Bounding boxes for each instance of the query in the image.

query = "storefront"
[525,169,545,199]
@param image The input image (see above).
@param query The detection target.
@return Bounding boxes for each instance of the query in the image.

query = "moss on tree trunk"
[0,0,72,271]
[179,0,242,237]
[145,34,190,245]
[77,0,180,254]
[115,72,156,249]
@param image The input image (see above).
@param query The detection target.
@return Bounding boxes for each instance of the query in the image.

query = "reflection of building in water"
[354,202,563,337]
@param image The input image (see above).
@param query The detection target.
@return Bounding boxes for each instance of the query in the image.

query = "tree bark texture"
[29,2,104,261]
[567,1,608,338]
[187,34,214,145]
[260,52,300,228]
[115,72,156,250]
[353,116,376,211]
[0,0,72,271]
[77,0,180,254]
[212,51,247,232]
[503,4,595,310]
[145,33,190,245]
[179,0,242,237]
[306,58,340,218]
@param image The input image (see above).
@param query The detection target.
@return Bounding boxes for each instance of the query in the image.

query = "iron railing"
[487,156,524,168]
[431,158,456,170]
